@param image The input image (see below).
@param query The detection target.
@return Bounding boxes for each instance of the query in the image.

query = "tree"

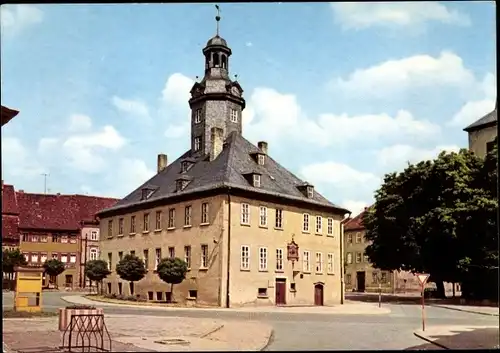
[43,258,65,289]
[2,249,27,281]
[115,254,146,296]
[84,260,111,294]
[156,257,188,302]
[364,148,497,299]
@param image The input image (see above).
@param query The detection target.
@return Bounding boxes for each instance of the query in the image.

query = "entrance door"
[275,279,286,305]
[314,284,324,306]
[357,271,366,292]
[65,275,73,288]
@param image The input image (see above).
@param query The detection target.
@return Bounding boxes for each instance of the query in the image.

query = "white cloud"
[448,99,496,128]
[160,73,194,138]
[108,158,155,198]
[244,87,440,148]
[342,200,370,217]
[164,124,187,139]
[1,137,46,177]
[161,73,194,106]
[245,42,253,47]
[376,144,461,171]
[68,114,92,132]
[37,137,59,154]
[0,5,43,35]
[331,2,470,31]
[332,51,476,99]
[112,96,150,118]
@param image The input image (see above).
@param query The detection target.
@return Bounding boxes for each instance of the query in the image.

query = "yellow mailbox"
[14,266,44,312]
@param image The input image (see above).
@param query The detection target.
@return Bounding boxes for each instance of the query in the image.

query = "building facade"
[80,221,102,287]
[98,17,348,307]
[1,182,21,250]
[11,189,118,288]
[464,100,497,159]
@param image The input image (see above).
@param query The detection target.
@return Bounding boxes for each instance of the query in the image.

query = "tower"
[188,5,246,158]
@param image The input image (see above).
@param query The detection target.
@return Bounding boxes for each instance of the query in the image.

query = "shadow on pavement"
[345,293,497,307]
[408,327,500,350]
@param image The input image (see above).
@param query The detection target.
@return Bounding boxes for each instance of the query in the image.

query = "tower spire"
[215,4,221,36]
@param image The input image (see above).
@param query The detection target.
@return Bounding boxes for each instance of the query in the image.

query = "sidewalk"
[62,295,391,315]
[430,304,499,317]
[413,325,500,349]
[3,314,273,352]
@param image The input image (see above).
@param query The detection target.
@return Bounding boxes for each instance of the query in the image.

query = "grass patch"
[3,310,58,318]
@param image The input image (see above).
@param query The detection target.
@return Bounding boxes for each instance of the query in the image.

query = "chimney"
[258,141,268,154]
[157,153,168,173]
[210,127,224,161]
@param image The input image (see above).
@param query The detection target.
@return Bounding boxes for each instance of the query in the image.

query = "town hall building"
[98,14,349,307]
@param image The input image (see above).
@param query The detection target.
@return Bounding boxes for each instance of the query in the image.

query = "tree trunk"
[130,282,134,296]
[170,283,174,303]
[435,280,446,299]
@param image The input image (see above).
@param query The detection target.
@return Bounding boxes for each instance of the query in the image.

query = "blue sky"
[1,2,496,215]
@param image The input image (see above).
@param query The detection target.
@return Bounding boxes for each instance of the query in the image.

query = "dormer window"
[175,176,192,192]
[257,154,265,166]
[230,109,238,123]
[307,186,314,198]
[180,158,196,173]
[181,162,189,173]
[253,174,261,188]
[141,186,157,201]
[194,109,202,124]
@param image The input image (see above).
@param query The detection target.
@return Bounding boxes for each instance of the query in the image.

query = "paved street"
[3,291,499,351]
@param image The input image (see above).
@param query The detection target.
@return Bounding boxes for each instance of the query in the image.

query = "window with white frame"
[201,203,209,224]
[168,208,175,228]
[276,248,284,271]
[40,235,48,242]
[201,245,208,268]
[259,206,268,227]
[168,247,175,259]
[118,218,124,235]
[346,252,352,264]
[302,251,310,272]
[230,109,238,123]
[107,253,112,270]
[40,253,47,264]
[184,246,191,269]
[70,253,77,263]
[327,218,333,235]
[23,253,29,262]
[259,247,268,271]
[130,216,136,233]
[307,186,314,198]
[61,254,68,263]
[90,230,98,241]
[327,253,334,274]
[194,108,202,124]
[90,248,98,260]
[118,251,123,261]
[155,211,162,230]
[356,252,362,263]
[253,174,261,187]
[356,232,362,243]
[194,136,201,151]
[108,220,113,238]
[155,248,161,268]
[143,249,149,269]
[184,206,192,226]
[241,203,250,224]
[315,252,323,273]
[275,209,283,229]
[303,214,310,232]
[31,253,39,263]
[240,245,250,270]
[257,154,265,165]
[143,213,150,232]
[315,216,322,234]
[61,236,68,243]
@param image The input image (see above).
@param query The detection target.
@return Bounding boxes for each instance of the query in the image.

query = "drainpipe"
[340,212,351,305]
[226,188,232,308]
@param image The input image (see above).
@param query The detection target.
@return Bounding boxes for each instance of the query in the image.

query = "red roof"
[2,184,19,215]
[1,105,19,126]
[344,207,371,231]
[2,215,20,242]
[16,192,119,231]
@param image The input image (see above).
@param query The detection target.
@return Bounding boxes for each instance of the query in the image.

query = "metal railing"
[61,314,112,352]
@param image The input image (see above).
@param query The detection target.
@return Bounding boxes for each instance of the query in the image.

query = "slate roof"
[16,192,119,231]
[464,100,498,132]
[101,132,349,215]
[344,207,370,231]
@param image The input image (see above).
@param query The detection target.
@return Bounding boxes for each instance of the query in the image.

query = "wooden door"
[314,284,324,306]
[275,279,286,305]
[357,271,366,292]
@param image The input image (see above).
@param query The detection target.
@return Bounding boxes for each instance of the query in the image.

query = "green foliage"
[156,257,188,286]
[84,260,111,282]
[43,258,65,277]
[364,147,498,300]
[115,254,146,283]
[2,248,27,274]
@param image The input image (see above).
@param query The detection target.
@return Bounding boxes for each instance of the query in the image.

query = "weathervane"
[215,4,221,36]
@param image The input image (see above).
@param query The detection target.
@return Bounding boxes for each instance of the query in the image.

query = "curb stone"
[199,324,225,339]
[429,304,499,317]
[260,328,275,351]
[413,332,449,350]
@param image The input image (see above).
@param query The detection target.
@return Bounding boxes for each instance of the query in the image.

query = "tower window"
[194,137,201,152]
[194,109,202,124]
[213,53,220,68]
[221,55,227,69]
[230,109,238,123]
